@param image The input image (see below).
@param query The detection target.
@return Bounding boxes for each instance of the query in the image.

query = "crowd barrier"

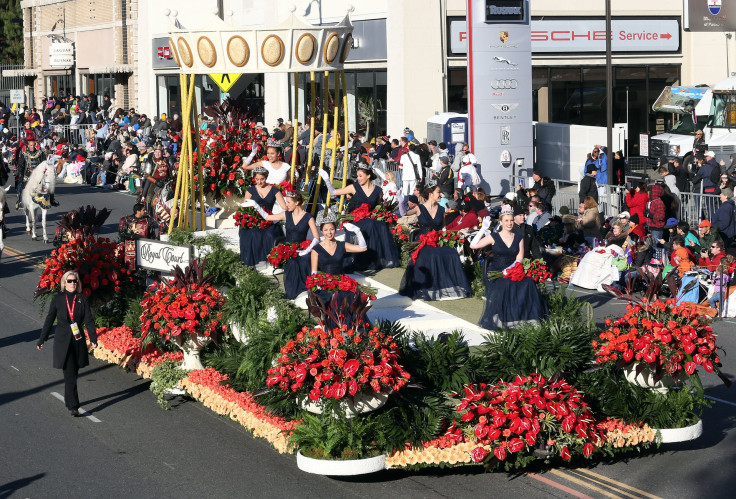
[509,175,722,228]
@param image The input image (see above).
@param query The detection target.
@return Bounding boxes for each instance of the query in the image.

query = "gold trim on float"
[197,36,217,68]
[295,33,316,65]
[177,38,193,67]
[261,35,285,67]
[169,37,181,67]
[227,35,249,67]
[323,32,339,64]
[340,34,353,64]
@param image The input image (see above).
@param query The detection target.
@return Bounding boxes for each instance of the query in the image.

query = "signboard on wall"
[49,43,74,69]
[684,0,736,31]
[152,37,179,69]
[450,18,681,54]
[466,0,533,194]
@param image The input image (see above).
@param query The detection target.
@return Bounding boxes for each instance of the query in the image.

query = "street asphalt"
[1,182,735,498]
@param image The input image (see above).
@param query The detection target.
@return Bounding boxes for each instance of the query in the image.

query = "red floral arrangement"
[446,374,604,466]
[35,235,132,302]
[195,100,271,201]
[524,258,553,283]
[347,202,399,225]
[410,230,465,264]
[139,260,227,348]
[306,272,358,294]
[267,240,312,268]
[391,225,409,242]
[594,299,730,385]
[266,323,411,402]
[277,180,296,194]
[233,206,273,229]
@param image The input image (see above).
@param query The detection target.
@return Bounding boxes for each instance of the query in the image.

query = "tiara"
[500,205,514,216]
[253,165,268,175]
[284,189,300,198]
[266,138,283,149]
[316,210,338,226]
[356,163,372,172]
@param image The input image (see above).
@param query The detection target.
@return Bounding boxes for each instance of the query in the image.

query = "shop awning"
[85,64,134,74]
[2,68,40,77]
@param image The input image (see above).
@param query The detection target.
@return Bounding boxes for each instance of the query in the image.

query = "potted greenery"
[139,259,227,370]
[150,358,189,409]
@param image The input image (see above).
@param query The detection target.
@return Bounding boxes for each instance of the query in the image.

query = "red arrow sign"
[661,33,672,39]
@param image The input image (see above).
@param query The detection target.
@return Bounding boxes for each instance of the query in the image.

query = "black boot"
[50,194,59,207]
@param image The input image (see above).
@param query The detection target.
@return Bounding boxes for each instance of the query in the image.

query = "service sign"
[136,239,191,273]
[450,18,680,55]
[49,43,74,68]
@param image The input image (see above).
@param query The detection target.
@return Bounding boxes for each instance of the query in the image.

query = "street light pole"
[605,0,613,185]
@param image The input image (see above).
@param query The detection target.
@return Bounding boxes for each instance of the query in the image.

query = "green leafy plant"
[289,411,386,460]
[150,358,189,409]
[223,268,284,331]
[475,291,595,382]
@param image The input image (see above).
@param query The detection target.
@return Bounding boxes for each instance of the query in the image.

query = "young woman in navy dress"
[319,164,400,271]
[239,165,287,266]
[470,206,548,329]
[260,190,320,298]
[399,183,472,300]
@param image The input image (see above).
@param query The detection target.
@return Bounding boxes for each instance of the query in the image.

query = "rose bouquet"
[266,323,411,403]
[233,206,273,229]
[306,272,358,294]
[485,258,551,284]
[593,299,730,387]
[267,240,312,268]
[446,374,604,468]
[342,202,399,226]
[139,259,227,357]
[409,230,466,264]
[35,235,131,303]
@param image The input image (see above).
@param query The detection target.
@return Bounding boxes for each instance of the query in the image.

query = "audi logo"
[491,79,518,90]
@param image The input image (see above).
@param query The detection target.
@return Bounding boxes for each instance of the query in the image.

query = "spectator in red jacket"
[698,240,726,271]
[646,183,667,242]
[626,182,649,225]
[446,200,479,232]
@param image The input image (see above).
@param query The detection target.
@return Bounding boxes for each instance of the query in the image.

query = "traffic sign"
[10,89,25,104]
[209,74,241,92]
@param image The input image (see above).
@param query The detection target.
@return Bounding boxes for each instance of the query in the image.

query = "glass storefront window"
[532,67,548,122]
[581,67,608,127]
[549,68,581,124]
[45,74,76,98]
[447,68,467,114]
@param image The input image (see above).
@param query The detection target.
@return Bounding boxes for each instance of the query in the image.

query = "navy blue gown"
[399,205,471,300]
[238,186,284,266]
[312,241,365,329]
[283,211,314,299]
[345,183,400,272]
[479,232,548,329]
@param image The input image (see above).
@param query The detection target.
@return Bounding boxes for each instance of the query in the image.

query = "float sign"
[136,238,191,273]
[466,0,533,195]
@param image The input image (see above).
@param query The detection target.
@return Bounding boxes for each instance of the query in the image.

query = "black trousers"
[62,341,80,410]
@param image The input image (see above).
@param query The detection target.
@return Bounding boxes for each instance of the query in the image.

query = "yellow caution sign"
[209,74,241,92]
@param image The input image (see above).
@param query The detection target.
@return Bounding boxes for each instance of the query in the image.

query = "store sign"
[485,0,525,23]
[49,43,74,68]
[450,18,680,54]
[136,239,191,273]
[152,37,179,69]
[467,0,533,194]
[684,0,736,31]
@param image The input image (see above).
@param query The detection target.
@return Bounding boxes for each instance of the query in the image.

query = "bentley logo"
[499,31,509,43]
[493,56,517,66]
[491,103,519,113]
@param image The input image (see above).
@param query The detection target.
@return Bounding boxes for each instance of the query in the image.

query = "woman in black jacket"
[37,271,97,416]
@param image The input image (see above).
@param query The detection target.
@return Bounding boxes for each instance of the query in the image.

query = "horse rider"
[16,137,57,209]
[140,146,170,208]
[118,202,153,269]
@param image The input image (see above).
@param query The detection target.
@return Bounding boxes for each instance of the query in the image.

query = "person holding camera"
[37,271,97,417]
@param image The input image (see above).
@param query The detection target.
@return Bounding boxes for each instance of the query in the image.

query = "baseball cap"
[705,150,716,158]
[698,220,711,228]
[618,211,630,219]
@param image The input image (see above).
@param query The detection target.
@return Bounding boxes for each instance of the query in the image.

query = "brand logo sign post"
[136,239,191,273]
[467,0,533,194]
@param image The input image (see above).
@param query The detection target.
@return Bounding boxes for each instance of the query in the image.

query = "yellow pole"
[338,70,349,213]
[305,72,316,192]
[188,74,197,229]
[325,72,340,209]
[290,72,299,184]
[311,71,330,215]
[168,73,188,234]
[177,73,195,229]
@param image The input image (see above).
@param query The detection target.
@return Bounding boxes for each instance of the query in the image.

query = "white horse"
[0,186,9,258]
[21,161,56,243]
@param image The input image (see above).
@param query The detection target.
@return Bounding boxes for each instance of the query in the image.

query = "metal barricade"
[47,124,96,145]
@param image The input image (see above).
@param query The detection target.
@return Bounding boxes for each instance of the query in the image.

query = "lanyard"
[65,294,76,322]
